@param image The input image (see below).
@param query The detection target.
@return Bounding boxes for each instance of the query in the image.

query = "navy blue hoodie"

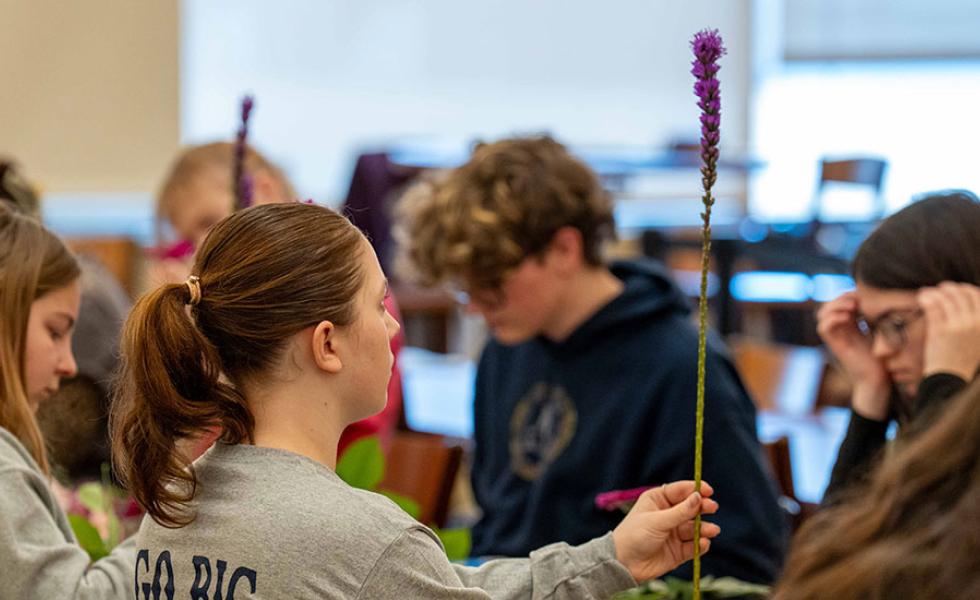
[470,260,787,583]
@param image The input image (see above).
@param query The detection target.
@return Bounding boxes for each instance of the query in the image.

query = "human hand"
[611,480,720,583]
[817,291,891,419]
[918,282,980,381]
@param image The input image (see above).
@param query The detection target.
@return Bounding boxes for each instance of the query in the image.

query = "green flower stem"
[693,187,713,600]
[689,28,724,600]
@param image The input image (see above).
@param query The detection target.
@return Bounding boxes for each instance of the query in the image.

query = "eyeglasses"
[855,309,924,349]
[450,265,523,311]
[455,288,506,311]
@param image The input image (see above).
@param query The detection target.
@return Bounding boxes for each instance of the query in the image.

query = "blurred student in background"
[818,190,980,502]
[0,204,134,598]
[1,161,130,483]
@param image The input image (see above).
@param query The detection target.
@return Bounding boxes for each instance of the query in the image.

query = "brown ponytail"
[111,283,253,527]
[111,202,365,527]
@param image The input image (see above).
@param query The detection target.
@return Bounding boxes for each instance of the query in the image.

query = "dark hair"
[111,203,365,527]
[852,190,980,289]
[0,161,41,218]
[396,135,615,290]
[773,378,980,599]
[0,205,80,473]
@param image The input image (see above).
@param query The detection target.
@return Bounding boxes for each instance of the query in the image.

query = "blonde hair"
[156,142,296,243]
[395,136,615,291]
[0,206,80,472]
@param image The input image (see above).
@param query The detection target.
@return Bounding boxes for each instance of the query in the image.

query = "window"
[750,60,980,222]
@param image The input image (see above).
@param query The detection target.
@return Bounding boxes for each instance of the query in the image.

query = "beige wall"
[0,0,178,193]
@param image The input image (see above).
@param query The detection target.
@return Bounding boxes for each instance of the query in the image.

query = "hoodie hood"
[550,259,689,354]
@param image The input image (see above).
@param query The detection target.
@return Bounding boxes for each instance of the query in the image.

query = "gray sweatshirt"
[135,443,636,599]
[0,426,134,599]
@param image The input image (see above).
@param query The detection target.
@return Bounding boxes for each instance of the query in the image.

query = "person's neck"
[245,378,346,470]
[543,265,624,342]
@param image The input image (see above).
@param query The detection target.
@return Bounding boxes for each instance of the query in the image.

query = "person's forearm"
[823,411,889,505]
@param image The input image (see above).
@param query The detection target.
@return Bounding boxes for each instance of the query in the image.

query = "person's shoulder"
[636,322,733,359]
[269,479,427,563]
[216,445,419,534]
[0,429,51,508]
[625,314,699,362]
[477,336,538,371]
[152,447,424,561]
[0,427,36,472]
[343,486,425,535]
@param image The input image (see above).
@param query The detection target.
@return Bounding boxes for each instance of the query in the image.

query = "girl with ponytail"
[114,202,721,599]
[150,141,403,461]
[0,205,134,599]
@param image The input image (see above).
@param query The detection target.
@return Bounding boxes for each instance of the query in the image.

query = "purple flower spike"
[690,29,726,186]
[691,29,726,64]
[233,95,255,210]
[690,28,725,600]
[241,96,253,123]
[239,174,254,206]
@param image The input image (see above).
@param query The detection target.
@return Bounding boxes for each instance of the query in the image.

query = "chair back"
[731,338,826,414]
[65,236,140,296]
[813,156,888,222]
[380,431,463,527]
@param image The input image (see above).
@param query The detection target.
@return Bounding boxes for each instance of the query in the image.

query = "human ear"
[311,320,343,373]
[548,226,585,272]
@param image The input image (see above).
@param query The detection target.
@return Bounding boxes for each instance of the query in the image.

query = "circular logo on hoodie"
[509,383,578,481]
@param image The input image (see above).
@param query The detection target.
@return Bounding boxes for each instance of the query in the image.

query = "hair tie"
[185,275,202,306]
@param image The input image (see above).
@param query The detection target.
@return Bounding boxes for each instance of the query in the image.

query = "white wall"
[0,0,178,193]
[785,0,980,59]
[181,0,752,204]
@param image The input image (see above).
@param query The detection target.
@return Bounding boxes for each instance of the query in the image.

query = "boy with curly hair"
[397,136,786,583]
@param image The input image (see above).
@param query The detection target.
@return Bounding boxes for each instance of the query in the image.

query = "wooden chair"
[813,157,888,222]
[763,436,796,500]
[64,236,141,297]
[815,360,853,409]
[762,436,818,531]
[731,338,826,415]
[390,280,458,353]
[379,431,464,527]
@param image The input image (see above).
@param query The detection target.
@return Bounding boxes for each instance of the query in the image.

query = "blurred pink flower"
[595,486,654,513]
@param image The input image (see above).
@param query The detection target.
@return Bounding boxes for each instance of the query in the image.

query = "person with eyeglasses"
[816,190,980,504]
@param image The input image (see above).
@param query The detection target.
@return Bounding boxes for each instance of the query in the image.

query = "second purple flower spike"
[233,95,255,210]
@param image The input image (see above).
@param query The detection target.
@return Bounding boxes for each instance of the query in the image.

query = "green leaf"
[336,437,385,491]
[76,474,124,551]
[105,512,121,549]
[379,490,421,520]
[68,514,108,562]
[432,527,471,561]
[701,576,770,598]
[664,577,694,600]
[612,577,769,600]
[76,482,105,514]
[613,579,669,599]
